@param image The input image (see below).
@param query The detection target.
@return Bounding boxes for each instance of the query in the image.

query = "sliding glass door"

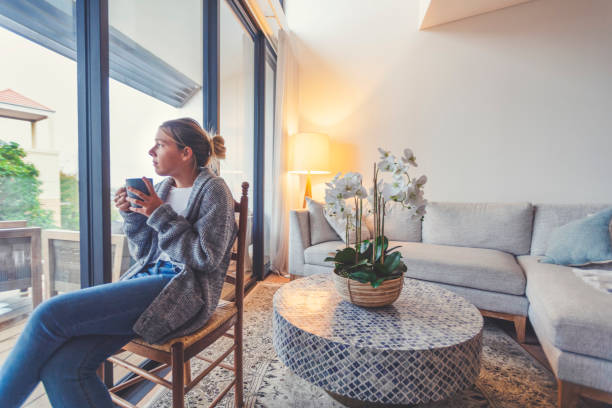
[219,0,255,278]
[0,1,79,405]
[107,0,205,283]
[0,0,277,403]
[263,56,276,274]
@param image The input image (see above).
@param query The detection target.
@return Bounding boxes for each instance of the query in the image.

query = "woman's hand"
[114,187,131,212]
[126,177,164,217]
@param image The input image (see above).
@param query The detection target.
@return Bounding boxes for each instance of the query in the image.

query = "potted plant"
[324,148,427,307]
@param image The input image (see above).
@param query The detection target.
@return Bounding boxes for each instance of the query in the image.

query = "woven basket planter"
[332,272,403,307]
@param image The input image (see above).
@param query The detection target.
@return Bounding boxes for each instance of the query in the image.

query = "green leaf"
[358,239,371,254]
[349,270,374,284]
[324,256,336,262]
[373,262,390,276]
[373,236,389,262]
[335,247,356,265]
[353,258,369,267]
[371,277,385,288]
[385,245,401,254]
[384,252,402,274]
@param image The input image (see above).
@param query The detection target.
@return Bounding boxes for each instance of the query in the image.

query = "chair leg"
[171,343,185,408]
[513,315,526,344]
[234,323,244,407]
[184,361,191,387]
[558,379,580,408]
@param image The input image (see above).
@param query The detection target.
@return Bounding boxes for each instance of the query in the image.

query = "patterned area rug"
[149,282,570,408]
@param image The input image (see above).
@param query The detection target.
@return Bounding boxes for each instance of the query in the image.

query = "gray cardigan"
[119,167,237,344]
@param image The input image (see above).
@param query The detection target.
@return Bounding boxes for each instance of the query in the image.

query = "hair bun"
[212,135,226,159]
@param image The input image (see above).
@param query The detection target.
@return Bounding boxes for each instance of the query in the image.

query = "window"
[220,0,255,277]
[107,0,205,282]
[263,58,276,273]
[0,2,78,404]
[0,0,276,402]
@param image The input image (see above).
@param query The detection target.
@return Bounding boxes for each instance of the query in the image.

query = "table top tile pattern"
[273,274,483,350]
[272,273,483,404]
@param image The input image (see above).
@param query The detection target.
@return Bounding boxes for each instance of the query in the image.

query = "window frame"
[72,0,278,400]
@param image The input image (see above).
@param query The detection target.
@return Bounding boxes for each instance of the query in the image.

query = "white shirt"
[156,186,193,262]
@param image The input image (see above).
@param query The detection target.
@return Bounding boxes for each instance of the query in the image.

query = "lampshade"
[289,132,330,174]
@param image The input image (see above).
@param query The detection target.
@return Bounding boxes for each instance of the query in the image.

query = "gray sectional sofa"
[289,202,612,408]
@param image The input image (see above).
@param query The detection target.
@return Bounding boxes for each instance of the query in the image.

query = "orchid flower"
[401,148,417,167]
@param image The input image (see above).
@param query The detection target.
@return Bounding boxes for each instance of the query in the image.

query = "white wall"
[287,0,612,204]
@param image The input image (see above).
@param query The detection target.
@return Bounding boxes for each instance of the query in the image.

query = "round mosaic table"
[272,273,483,406]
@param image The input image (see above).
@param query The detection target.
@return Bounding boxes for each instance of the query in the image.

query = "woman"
[0,118,236,407]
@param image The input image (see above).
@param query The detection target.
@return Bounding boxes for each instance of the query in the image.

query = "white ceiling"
[419,0,535,29]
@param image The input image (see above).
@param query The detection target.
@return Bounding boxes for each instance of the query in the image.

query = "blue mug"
[125,177,153,208]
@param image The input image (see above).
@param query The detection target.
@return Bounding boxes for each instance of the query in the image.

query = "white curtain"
[269,30,299,275]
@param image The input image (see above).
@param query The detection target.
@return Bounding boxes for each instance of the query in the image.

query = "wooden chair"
[104,182,249,408]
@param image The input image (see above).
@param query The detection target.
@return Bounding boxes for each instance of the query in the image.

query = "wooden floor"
[1,275,609,408]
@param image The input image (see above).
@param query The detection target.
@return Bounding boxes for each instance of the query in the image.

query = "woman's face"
[148,128,192,176]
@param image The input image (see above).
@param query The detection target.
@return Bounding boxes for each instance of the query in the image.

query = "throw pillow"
[365,203,422,242]
[310,198,369,245]
[306,198,340,245]
[541,207,612,266]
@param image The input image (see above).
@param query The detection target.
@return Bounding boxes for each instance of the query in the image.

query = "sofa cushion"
[428,280,529,316]
[541,207,612,266]
[304,240,345,267]
[518,255,612,361]
[395,241,526,295]
[422,202,533,255]
[365,203,421,242]
[530,203,612,256]
[306,198,340,245]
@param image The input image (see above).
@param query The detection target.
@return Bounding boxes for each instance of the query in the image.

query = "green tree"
[59,173,124,231]
[0,140,55,228]
[60,171,79,230]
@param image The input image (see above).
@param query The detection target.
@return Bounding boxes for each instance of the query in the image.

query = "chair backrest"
[233,182,249,311]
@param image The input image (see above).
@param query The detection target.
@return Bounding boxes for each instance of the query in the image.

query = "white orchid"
[378,148,391,159]
[332,172,362,199]
[415,174,427,188]
[413,202,427,219]
[325,188,341,206]
[377,155,396,172]
[380,182,401,202]
[324,199,343,217]
[355,185,368,199]
[404,182,424,204]
[325,172,342,189]
[344,172,363,187]
[392,161,409,177]
[401,148,417,167]
[381,175,408,202]
[325,147,426,250]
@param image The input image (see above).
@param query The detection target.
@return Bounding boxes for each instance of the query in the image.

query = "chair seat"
[131,300,237,352]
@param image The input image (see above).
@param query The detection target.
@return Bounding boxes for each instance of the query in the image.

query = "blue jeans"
[0,263,176,408]
[133,259,182,278]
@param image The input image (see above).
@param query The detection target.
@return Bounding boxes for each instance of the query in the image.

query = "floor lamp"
[289,132,330,208]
